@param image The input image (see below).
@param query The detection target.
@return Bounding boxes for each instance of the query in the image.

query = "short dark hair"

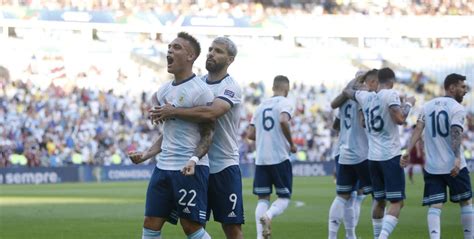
[363,69,378,81]
[177,32,201,59]
[378,67,395,84]
[273,75,289,88]
[444,73,466,90]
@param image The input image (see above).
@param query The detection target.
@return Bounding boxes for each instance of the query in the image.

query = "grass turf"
[0,175,470,239]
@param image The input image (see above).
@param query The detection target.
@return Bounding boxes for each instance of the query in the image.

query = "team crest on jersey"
[224,89,235,98]
[179,96,185,104]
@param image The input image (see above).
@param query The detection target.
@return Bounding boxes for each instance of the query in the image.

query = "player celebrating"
[344,67,415,239]
[149,37,244,239]
[128,32,215,239]
[328,70,377,239]
[402,73,472,239]
[247,75,296,239]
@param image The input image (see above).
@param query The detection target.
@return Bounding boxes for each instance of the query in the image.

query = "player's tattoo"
[401,103,412,117]
[193,121,215,159]
[451,125,463,158]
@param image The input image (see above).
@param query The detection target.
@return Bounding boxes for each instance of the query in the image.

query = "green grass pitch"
[0,175,470,238]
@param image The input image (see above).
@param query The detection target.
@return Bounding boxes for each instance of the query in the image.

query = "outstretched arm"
[128,135,163,164]
[331,93,348,109]
[151,98,231,123]
[400,121,424,167]
[389,96,416,125]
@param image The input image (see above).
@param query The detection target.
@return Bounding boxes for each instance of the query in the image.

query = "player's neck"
[174,69,194,83]
[207,70,228,82]
[273,91,287,97]
[377,84,392,91]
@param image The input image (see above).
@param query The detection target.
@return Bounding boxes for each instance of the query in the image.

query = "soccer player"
[247,75,296,239]
[401,73,472,239]
[128,32,215,239]
[150,37,244,239]
[327,70,376,239]
[344,67,416,239]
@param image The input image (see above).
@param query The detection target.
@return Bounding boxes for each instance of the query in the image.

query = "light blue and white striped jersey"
[355,89,402,161]
[251,96,294,165]
[154,74,214,170]
[338,100,368,165]
[203,74,242,174]
[420,97,467,174]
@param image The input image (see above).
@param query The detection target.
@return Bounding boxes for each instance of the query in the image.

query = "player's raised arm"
[182,121,215,176]
[389,95,416,125]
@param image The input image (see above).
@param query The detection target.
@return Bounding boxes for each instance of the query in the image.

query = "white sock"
[328,196,347,239]
[354,194,367,226]
[461,205,474,239]
[372,218,383,239]
[266,198,290,219]
[427,207,441,239]
[379,215,399,239]
[142,228,161,239]
[187,227,211,239]
[256,199,270,239]
[344,194,356,239]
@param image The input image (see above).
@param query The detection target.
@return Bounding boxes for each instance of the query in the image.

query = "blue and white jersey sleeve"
[279,98,294,119]
[451,106,466,131]
[216,81,242,108]
[387,90,401,107]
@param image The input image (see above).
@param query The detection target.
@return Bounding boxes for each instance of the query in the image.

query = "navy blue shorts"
[145,166,209,225]
[369,155,405,202]
[253,160,293,198]
[336,160,372,195]
[334,155,340,176]
[207,165,245,224]
[422,167,472,206]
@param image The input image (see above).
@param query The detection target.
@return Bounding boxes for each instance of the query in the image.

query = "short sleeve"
[334,108,341,120]
[451,107,466,131]
[279,99,294,119]
[387,90,401,107]
[216,82,242,108]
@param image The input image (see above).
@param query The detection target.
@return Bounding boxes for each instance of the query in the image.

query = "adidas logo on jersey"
[183,207,191,214]
[228,211,237,218]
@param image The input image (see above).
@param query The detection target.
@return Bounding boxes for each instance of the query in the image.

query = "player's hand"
[450,158,461,177]
[149,103,175,122]
[128,151,145,164]
[406,96,416,106]
[182,159,197,176]
[400,153,410,168]
[290,144,297,154]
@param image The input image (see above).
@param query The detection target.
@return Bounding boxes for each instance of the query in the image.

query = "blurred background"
[0,0,473,183]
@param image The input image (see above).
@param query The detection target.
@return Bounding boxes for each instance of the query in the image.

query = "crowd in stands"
[1,62,473,168]
[1,0,473,16]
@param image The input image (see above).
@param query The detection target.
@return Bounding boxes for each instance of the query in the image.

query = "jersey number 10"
[429,110,449,138]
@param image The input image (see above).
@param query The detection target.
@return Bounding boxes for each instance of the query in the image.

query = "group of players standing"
[127,31,473,239]
[328,68,473,239]
[128,32,295,239]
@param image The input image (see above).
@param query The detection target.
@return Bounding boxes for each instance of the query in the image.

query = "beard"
[206,60,226,73]
[455,94,464,103]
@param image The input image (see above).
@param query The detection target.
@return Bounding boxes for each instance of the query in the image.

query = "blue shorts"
[145,166,209,225]
[334,155,340,176]
[253,160,293,198]
[422,167,472,206]
[369,155,406,202]
[207,165,245,224]
[336,160,372,195]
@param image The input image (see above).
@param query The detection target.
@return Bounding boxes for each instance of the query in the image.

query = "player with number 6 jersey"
[247,75,296,239]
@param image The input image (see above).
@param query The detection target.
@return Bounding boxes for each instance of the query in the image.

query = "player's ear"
[227,56,235,65]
